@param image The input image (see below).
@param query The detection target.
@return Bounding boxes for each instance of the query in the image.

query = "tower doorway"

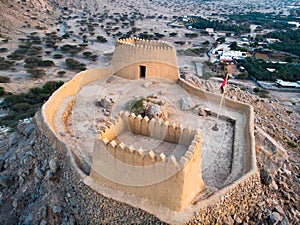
[139,66,146,78]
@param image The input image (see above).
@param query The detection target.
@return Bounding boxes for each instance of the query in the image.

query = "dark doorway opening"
[140,66,146,78]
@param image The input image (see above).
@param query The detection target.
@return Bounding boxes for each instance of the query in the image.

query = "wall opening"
[139,66,146,78]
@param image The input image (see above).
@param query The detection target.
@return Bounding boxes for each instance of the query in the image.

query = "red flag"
[220,75,228,94]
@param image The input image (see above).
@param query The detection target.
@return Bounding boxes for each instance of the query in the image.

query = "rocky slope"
[0,0,103,33]
[0,0,54,33]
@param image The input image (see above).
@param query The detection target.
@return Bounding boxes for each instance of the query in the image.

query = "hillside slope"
[0,0,103,33]
[0,0,54,33]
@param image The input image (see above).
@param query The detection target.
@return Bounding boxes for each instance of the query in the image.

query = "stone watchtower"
[111,37,179,81]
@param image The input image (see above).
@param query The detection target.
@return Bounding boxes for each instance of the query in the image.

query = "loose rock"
[181,97,195,111]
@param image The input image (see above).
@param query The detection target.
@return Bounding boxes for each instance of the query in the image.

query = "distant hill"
[0,0,55,33]
[0,0,102,34]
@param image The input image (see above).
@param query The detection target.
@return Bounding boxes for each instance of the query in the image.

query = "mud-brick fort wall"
[111,38,179,81]
[90,112,206,211]
[36,38,257,220]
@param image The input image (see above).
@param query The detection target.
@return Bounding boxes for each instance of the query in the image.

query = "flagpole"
[212,73,229,131]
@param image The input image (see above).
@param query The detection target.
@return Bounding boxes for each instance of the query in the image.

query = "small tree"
[27,68,46,78]
[216,37,226,43]
[0,48,8,53]
[229,41,239,51]
[83,51,93,58]
[24,57,40,68]
[0,57,14,70]
[90,55,98,61]
[38,60,55,67]
[96,35,107,43]
[65,58,86,71]
[53,54,63,59]
[0,87,4,96]
[57,71,66,77]
[0,76,11,83]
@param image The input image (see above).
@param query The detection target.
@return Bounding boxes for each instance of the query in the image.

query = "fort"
[35,38,257,223]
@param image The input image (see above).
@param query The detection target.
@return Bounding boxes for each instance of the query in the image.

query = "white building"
[276,79,300,88]
[220,50,247,62]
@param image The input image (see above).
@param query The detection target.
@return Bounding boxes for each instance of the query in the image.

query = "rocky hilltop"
[0,0,299,224]
[0,85,299,224]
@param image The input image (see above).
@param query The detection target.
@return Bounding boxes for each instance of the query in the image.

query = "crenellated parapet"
[91,111,205,211]
[116,37,174,50]
[97,111,201,167]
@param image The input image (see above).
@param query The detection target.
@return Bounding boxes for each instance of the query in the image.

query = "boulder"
[23,124,36,137]
[52,205,62,214]
[96,97,113,109]
[260,168,272,185]
[181,97,195,111]
[100,97,111,108]
[34,167,44,179]
[268,211,282,224]
[8,132,18,147]
[0,175,12,188]
[195,105,207,116]
[145,104,168,120]
[49,158,59,173]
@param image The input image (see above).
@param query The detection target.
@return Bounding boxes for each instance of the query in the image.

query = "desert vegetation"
[237,57,300,81]
[0,81,64,127]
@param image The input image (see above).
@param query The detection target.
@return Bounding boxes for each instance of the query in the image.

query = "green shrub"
[7,52,25,60]
[287,141,297,148]
[27,68,46,78]
[0,48,8,52]
[65,58,86,71]
[96,35,107,43]
[253,87,260,93]
[83,51,93,58]
[236,73,248,79]
[185,33,198,38]
[0,57,14,70]
[61,44,82,55]
[169,32,177,37]
[12,103,31,113]
[38,60,55,67]
[57,70,66,77]
[42,81,64,94]
[24,56,40,68]
[62,33,70,39]
[60,44,74,52]
[53,54,63,59]
[0,76,11,83]
[0,87,4,96]
[126,98,145,115]
[0,80,64,127]
[90,55,98,61]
